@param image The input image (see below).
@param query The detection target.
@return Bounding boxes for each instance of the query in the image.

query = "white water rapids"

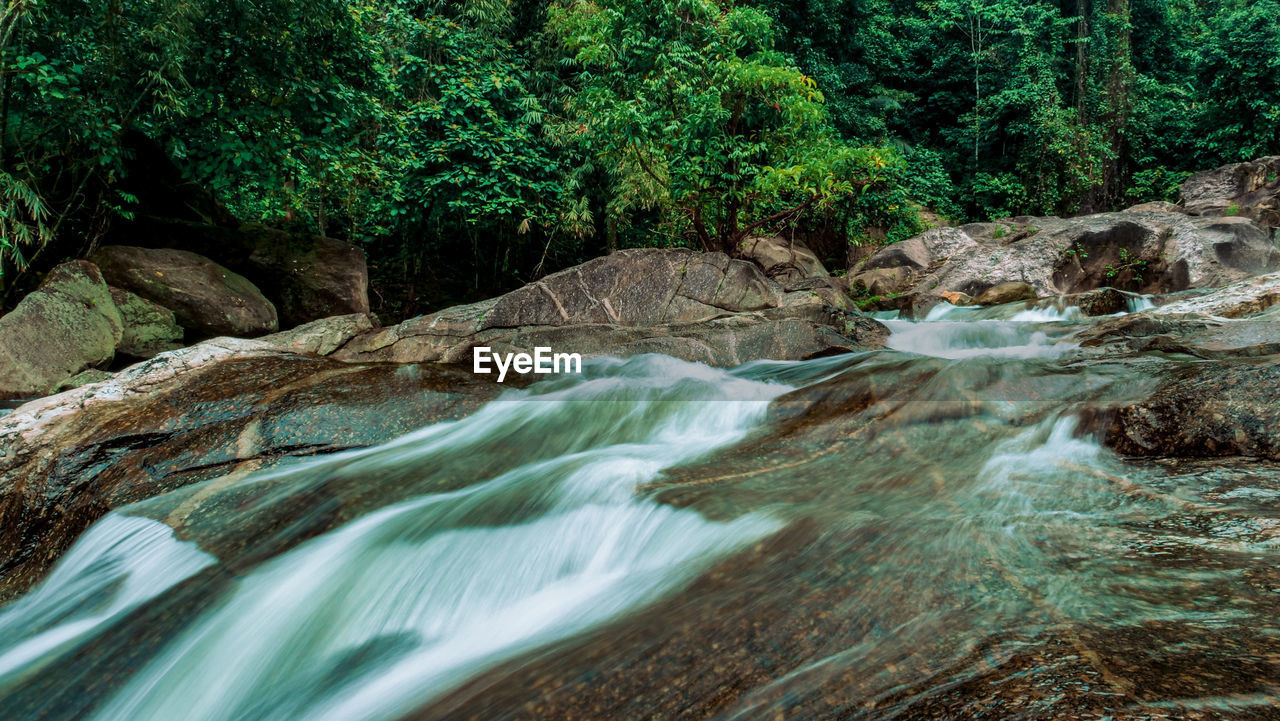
[0,297,1161,721]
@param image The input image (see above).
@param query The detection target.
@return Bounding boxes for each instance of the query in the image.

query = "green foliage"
[543,0,902,255]
[1106,247,1147,282]
[4,0,1279,304]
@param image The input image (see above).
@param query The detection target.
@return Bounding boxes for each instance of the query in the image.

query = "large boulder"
[0,261,122,399]
[108,286,183,358]
[238,224,370,327]
[333,249,886,367]
[89,246,278,338]
[1181,156,1280,227]
[482,248,781,329]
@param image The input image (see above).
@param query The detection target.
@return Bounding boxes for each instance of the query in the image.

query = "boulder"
[939,291,974,307]
[0,261,122,399]
[973,281,1036,306]
[1181,156,1280,227]
[483,248,781,328]
[109,286,183,358]
[860,228,977,273]
[852,267,912,296]
[1123,201,1184,214]
[335,303,886,367]
[740,236,829,286]
[888,211,1279,315]
[333,249,884,367]
[89,246,278,338]
[0,337,504,600]
[238,224,370,327]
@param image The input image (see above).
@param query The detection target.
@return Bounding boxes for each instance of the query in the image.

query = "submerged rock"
[0,261,122,399]
[90,245,278,338]
[1106,358,1280,460]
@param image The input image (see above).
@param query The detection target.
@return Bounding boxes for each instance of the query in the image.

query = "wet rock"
[974,281,1036,306]
[90,245,278,338]
[0,261,122,399]
[1074,313,1280,359]
[109,286,183,358]
[1034,287,1131,316]
[0,337,503,600]
[1149,271,1280,318]
[1181,156,1280,227]
[1106,358,1280,459]
[238,224,370,327]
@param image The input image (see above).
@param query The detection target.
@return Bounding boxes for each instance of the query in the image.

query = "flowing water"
[2,300,1278,720]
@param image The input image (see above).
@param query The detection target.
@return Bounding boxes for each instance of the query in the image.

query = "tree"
[545,0,896,256]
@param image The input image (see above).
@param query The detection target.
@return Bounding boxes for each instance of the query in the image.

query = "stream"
[2,300,1278,720]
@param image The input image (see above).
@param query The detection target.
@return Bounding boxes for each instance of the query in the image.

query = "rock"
[0,337,504,599]
[939,291,974,307]
[483,249,781,329]
[893,211,1279,315]
[1181,156,1280,226]
[89,246,278,338]
[1123,201,1184,214]
[238,224,370,327]
[1034,287,1131,317]
[1106,358,1280,460]
[1076,313,1280,359]
[740,235,829,286]
[333,249,882,367]
[0,261,122,400]
[336,304,886,368]
[259,313,376,356]
[1149,271,1280,318]
[109,286,183,358]
[852,267,912,296]
[53,369,115,392]
[861,228,977,273]
[974,281,1037,306]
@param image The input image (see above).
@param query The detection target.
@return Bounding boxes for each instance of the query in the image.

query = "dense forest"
[2,0,1278,314]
